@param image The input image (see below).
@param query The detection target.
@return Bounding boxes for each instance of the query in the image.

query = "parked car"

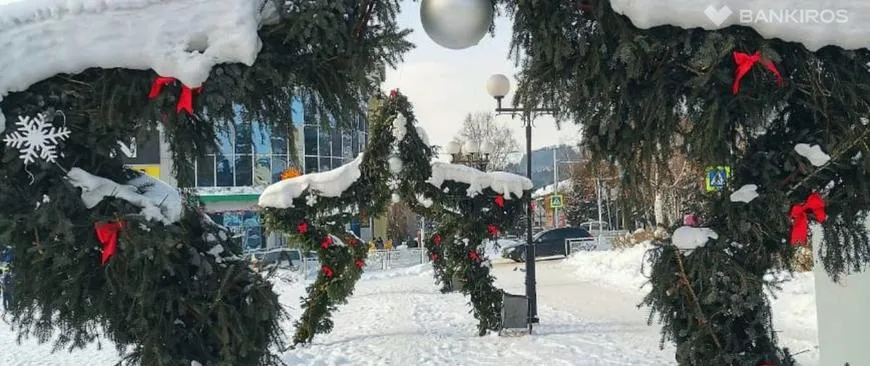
[502,227,592,262]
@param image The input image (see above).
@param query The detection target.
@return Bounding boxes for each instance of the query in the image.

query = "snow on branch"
[794,143,831,166]
[0,0,264,130]
[258,154,363,209]
[66,167,182,224]
[609,0,870,51]
[429,162,532,199]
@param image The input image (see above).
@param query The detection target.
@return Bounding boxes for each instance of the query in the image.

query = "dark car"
[502,227,592,262]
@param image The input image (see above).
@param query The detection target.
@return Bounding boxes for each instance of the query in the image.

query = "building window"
[193,111,295,188]
[191,100,370,186]
[302,115,367,174]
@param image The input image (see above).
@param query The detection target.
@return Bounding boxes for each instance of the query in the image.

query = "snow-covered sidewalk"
[563,244,819,365]
[2,245,818,365]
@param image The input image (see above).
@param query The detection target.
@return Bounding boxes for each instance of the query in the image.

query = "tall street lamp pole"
[486,74,555,327]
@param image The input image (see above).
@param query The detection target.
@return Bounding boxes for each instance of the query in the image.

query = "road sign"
[704,166,731,192]
[550,194,564,208]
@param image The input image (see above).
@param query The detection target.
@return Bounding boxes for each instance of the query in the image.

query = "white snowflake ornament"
[3,113,70,164]
[387,178,400,190]
[305,192,319,206]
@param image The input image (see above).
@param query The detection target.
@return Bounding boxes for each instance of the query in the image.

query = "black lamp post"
[445,139,492,171]
[486,74,555,328]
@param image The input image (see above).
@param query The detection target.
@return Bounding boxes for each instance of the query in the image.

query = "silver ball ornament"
[420,0,493,50]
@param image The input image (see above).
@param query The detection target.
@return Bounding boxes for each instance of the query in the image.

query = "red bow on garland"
[432,234,442,246]
[94,221,126,265]
[320,236,334,250]
[732,51,784,95]
[148,76,203,115]
[355,259,365,269]
[297,221,308,234]
[389,89,399,98]
[468,251,481,262]
[487,224,499,237]
[430,253,439,261]
[494,195,505,208]
[322,264,334,278]
[789,192,826,246]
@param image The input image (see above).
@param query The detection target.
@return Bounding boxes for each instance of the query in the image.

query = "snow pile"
[672,226,718,251]
[795,143,831,166]
[258,154,363,208]
[730,184,759,203]
[66,167,182,224]
[0,0,264,127]
[429,162,532,199]
[361,263,432,280]
[608,0,870,51]
[564,242,653,291]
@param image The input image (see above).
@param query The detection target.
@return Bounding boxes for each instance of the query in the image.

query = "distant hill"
[503,145,581,188]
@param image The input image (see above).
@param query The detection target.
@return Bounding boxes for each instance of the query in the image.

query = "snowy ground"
[2,244,818,365]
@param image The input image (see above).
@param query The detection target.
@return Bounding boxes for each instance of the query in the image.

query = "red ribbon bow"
[389,89,399,98]
[468,251,481,262]
[297,221,308,234]
[432,234,442,246]
[494,195,505,208]
[321,264,334,278]
[94,221,126,265]
[789,192,826,246]
[355,259,365,269]
[320,236,333,250]
[732,51,783,95]
[148,76,203,115]
[430,253,439,261]
[487,224,499,237]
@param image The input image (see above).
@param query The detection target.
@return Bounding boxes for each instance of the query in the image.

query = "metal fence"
[290,248,426,279]
[365,248,426,271]
[564,230,628,255]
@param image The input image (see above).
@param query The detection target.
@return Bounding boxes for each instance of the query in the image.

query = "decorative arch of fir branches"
[260,90,531,344]
[500,0,870,364]
[423,184,527,335]
[0,1,411,364]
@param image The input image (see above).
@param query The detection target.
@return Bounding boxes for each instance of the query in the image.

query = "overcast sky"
[382,0,582,152]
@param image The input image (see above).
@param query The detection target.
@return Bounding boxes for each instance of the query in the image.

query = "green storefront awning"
[198,194,260,203]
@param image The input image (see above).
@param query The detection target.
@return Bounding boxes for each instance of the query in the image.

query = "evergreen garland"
[502,0,870,364]
[0,0,412,363]
[425,186,528,335]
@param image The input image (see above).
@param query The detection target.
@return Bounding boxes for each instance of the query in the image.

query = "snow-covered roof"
[532,179,572,198]
[609,0,870,51]
[428,162,533,199]
[258,154,363,209]
[0,0,263,131]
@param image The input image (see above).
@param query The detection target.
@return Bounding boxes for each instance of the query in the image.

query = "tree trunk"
[654,191,666,227]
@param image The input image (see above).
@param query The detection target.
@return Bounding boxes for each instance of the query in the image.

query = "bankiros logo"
[704,5,849,26]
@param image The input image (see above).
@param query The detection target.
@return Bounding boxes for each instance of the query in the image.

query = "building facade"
[133,98,375,252]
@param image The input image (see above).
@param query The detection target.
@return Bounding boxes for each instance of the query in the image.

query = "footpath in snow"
[1,244,818,365]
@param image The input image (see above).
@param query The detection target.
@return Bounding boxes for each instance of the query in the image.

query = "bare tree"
[387,202,418,243]
[451,112,520,170]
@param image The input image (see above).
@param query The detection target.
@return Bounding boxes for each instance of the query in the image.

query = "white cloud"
[383,0,581,151]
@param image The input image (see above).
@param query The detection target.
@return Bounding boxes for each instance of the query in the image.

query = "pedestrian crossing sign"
[704,166,731,192]
[550,194,564,208]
